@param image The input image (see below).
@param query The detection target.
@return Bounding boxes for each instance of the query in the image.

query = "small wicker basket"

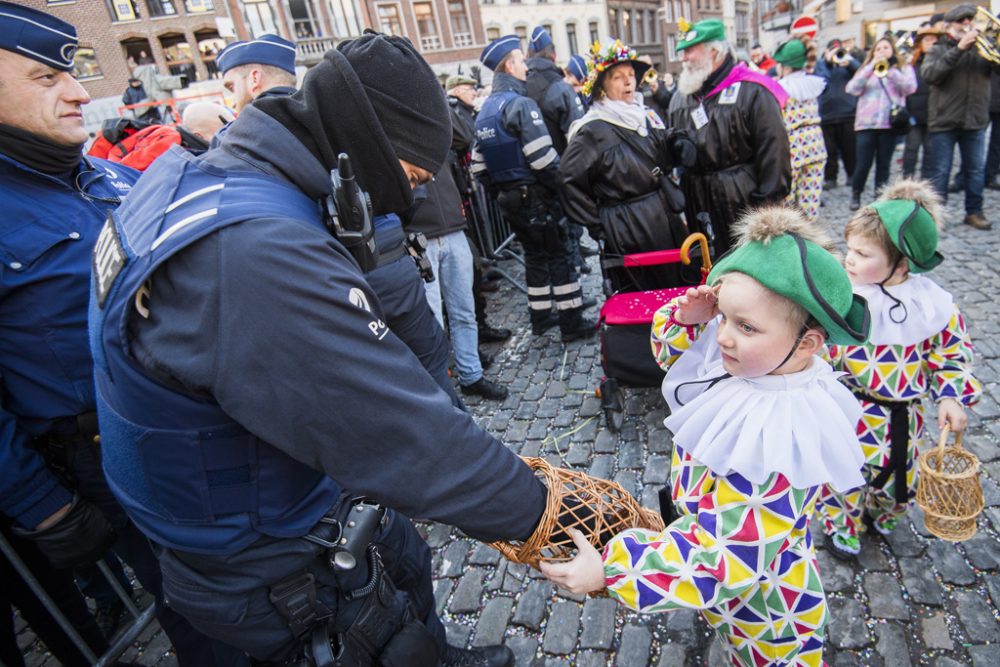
[915,425,983,542]
[489,457,665,569]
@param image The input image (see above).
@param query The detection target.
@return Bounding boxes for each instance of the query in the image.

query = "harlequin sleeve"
[602,473,816,612]
[651,298,703,371]
[926,307,982,407]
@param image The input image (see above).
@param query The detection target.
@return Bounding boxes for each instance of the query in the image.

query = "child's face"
[715,273,807,378]
[844,233,902,286]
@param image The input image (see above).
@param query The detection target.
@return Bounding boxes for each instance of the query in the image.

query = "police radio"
[325,153,378,273]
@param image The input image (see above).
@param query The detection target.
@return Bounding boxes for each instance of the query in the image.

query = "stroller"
[596,232,712,431]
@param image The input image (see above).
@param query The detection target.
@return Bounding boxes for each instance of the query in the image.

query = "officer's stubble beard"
[678,50,716,96]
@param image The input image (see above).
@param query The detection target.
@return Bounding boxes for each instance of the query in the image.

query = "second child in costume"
[816,179,982,559]
[541,207,870,667]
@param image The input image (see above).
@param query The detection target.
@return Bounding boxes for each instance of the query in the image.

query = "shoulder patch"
[93,215,127,308]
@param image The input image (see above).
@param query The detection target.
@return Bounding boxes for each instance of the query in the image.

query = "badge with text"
[719,82,741,105]
[93,216,127,308]
[691,103,709,129]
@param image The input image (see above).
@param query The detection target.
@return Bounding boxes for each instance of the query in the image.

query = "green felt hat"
[707,233,871,345]
[868,199,943,273]
[676,19,726,51]
[773,39,807,69]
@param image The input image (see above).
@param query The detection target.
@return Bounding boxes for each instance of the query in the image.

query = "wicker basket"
[489,457,665,569]
[915,425,983,542]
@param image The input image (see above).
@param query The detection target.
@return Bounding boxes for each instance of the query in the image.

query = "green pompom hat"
[868,199,943,273]
[707,234,871,345]
[676,19,726,51]
[773,39,807,70]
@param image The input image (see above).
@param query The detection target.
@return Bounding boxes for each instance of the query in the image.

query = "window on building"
[589,20,599,44]
[184,0,212,11]
[542,23,554,47]
[449,0,473,46]
[414,2,440,50]
[608,8,617,37]
[376,4,403,36]
[328,0,363,37]
[566,22,577,54]
[108,0,140,21]
[244,0,277,37]
[486,27,500,41]
[666,34,676,61]
[515,25,527,51]
[72,47,103,80]
[635,10,644,43]
[147,0,176,17]
[621,9,631,43]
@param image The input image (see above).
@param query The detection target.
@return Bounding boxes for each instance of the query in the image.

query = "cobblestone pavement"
[16,168,1000,666]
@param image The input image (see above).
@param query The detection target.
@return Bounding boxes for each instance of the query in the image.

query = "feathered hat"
[581,38,649,99]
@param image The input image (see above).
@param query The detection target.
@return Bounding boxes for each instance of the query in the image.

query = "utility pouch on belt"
[495,187,524,216]
[404,232,435,284]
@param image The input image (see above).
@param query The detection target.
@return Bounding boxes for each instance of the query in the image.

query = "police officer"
[472,36,595,340]
[564,54,591,111]
[94,33,548,666]
[218,32,467,404]
[525,27,584,155]
[0,4,246,665]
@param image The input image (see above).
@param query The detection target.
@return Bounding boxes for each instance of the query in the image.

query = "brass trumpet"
[873,58,890,78]
[643,67,659,85]
[831,48,850,66]
[973,6,1000,64]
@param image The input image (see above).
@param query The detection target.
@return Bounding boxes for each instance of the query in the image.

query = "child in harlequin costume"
[816,179,982,560]
[541,207,871,667]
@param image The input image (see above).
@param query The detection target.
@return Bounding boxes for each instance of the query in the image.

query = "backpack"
[87,118,182,171]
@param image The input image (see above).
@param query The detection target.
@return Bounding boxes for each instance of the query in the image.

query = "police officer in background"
[473,36,595,340]
[0,4,246,665]
[218,33,465,404]
[564,55,591,110]
[94,33,549,666]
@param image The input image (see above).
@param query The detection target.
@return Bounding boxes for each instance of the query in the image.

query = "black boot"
[441,644,514,667]
[478,324,512,343]
[531,312,559,335]
[560,315,597,342]
[849,192,861,211]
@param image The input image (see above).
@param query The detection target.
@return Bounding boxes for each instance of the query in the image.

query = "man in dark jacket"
[668,19,791,256]
[923,3,1000,230]
[96,34,539,667]
[816,39,859,187]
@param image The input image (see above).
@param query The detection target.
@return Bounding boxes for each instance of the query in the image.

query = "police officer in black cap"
[94,32,552,666]
[0,3,246,664]
[473,36,595,340]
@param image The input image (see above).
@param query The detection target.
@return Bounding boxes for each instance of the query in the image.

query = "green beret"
[868,199,943,273]
[774,39,807,69]
[676,19,726,51]
[707,234,871,345]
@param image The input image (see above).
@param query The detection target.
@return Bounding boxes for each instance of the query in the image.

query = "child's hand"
[674,285,720,326]
[538,529,607,595]
[937,398,968,433]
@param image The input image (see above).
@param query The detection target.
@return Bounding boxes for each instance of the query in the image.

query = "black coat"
[922,35,1000,132]
[905,54,931,125]
[561,117,690,291]
[667,57,791,256]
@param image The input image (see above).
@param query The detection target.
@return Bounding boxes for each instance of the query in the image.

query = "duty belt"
[852,389,919,504]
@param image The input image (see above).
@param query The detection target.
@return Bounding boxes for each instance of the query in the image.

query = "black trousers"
[852,129,898,196]
[821,119,856,182]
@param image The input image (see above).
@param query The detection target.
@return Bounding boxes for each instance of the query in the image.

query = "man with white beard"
[667,19,791,256]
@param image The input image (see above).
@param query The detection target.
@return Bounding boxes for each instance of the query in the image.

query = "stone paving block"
[657,643,688,667]
[643,456,670,484]
[928,541,976,586]
[612,470,639,498]
[953,590,1000,643]
[434,578,455,617]
[616,439,643,469]
[882,522,924,557]
[445,621,473,648]
[136,631,173,666]
[864,572,909,620]
[574,651,608,667]
[816,548,855,593]
[961,531,1000,570]
[512,581,551,631]
[898,556,943,606]
[590,455,614,481]
[579,598,617,649]
[933,658,968,667]
[858,539,891,571]
[542,601,581,655]
[826,597,872,649]
[440,540,470,577]
[986,572,1000,609]
[565,441,592,467]
[451,569,487,614]
[615,624,651,667]
[594,429,618,454]
[424,523,452,548]
[921,612,953,650]
[470,543,502,566]
[968,644,998,667]
[505,635,539,667]
[647,429,673,453]
[472,597,514,647]
[874,623,912,667]
[663,608,701,648]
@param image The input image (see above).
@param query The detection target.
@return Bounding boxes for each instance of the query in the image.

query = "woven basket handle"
[937,423,965,452]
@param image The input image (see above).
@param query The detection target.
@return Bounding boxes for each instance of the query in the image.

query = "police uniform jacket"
[123,106,547,543]
[667,55,790,253]
[0,153,137,528]
[525,57,585,155]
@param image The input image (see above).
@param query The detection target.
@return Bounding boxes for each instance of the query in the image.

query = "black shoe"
[823,179,838,189]
[579,262,592,274]
[987,178,1000,191]
[531,314,559,335]
[580,245,599,257]
[94,599,125,640]
[441,644,514,667]
[460,377,508,400]
[581,295,597,309]
[949,181,964,194]
[479,279,502,293]
[478,324,511,343]
[478,350,494,370]
[849,193,861,211]
[561,317,597,342]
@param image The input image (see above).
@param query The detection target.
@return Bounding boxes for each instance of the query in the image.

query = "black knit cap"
[337,31,451,174]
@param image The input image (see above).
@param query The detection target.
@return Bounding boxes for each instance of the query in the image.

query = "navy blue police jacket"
[0,152,138,529]
[94,106,547,554]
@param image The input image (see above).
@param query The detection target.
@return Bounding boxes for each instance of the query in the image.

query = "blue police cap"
[529,26,553,54]
[567,54,587,82]
[0,1,78,72]
[216,34,296,75]
[480,35,521,71]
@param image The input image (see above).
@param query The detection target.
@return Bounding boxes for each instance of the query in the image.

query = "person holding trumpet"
[922,3,1000,230]
[845,35,916,210]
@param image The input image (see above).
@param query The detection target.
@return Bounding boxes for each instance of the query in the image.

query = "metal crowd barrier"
[0,532,157,666]
[458,166,526,294]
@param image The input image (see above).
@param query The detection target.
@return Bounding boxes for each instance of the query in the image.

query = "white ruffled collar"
[662,320,865,492]
[854,275,953,346]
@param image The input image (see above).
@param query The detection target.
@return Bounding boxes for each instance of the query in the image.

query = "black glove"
[13,494,116,569]
[668,129,698,169]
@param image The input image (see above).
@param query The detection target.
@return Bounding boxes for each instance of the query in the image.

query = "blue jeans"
[851,129,897,196]
[929,127,986,214]
[423,230,482,385]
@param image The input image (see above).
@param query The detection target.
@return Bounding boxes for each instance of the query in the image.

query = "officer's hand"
[669,130,698,169]
[14,494,116,569]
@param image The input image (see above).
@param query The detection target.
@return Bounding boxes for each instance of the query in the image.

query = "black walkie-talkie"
[325,153,377,273]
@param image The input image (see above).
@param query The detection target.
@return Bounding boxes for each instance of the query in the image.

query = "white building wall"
[478,1,612,65]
